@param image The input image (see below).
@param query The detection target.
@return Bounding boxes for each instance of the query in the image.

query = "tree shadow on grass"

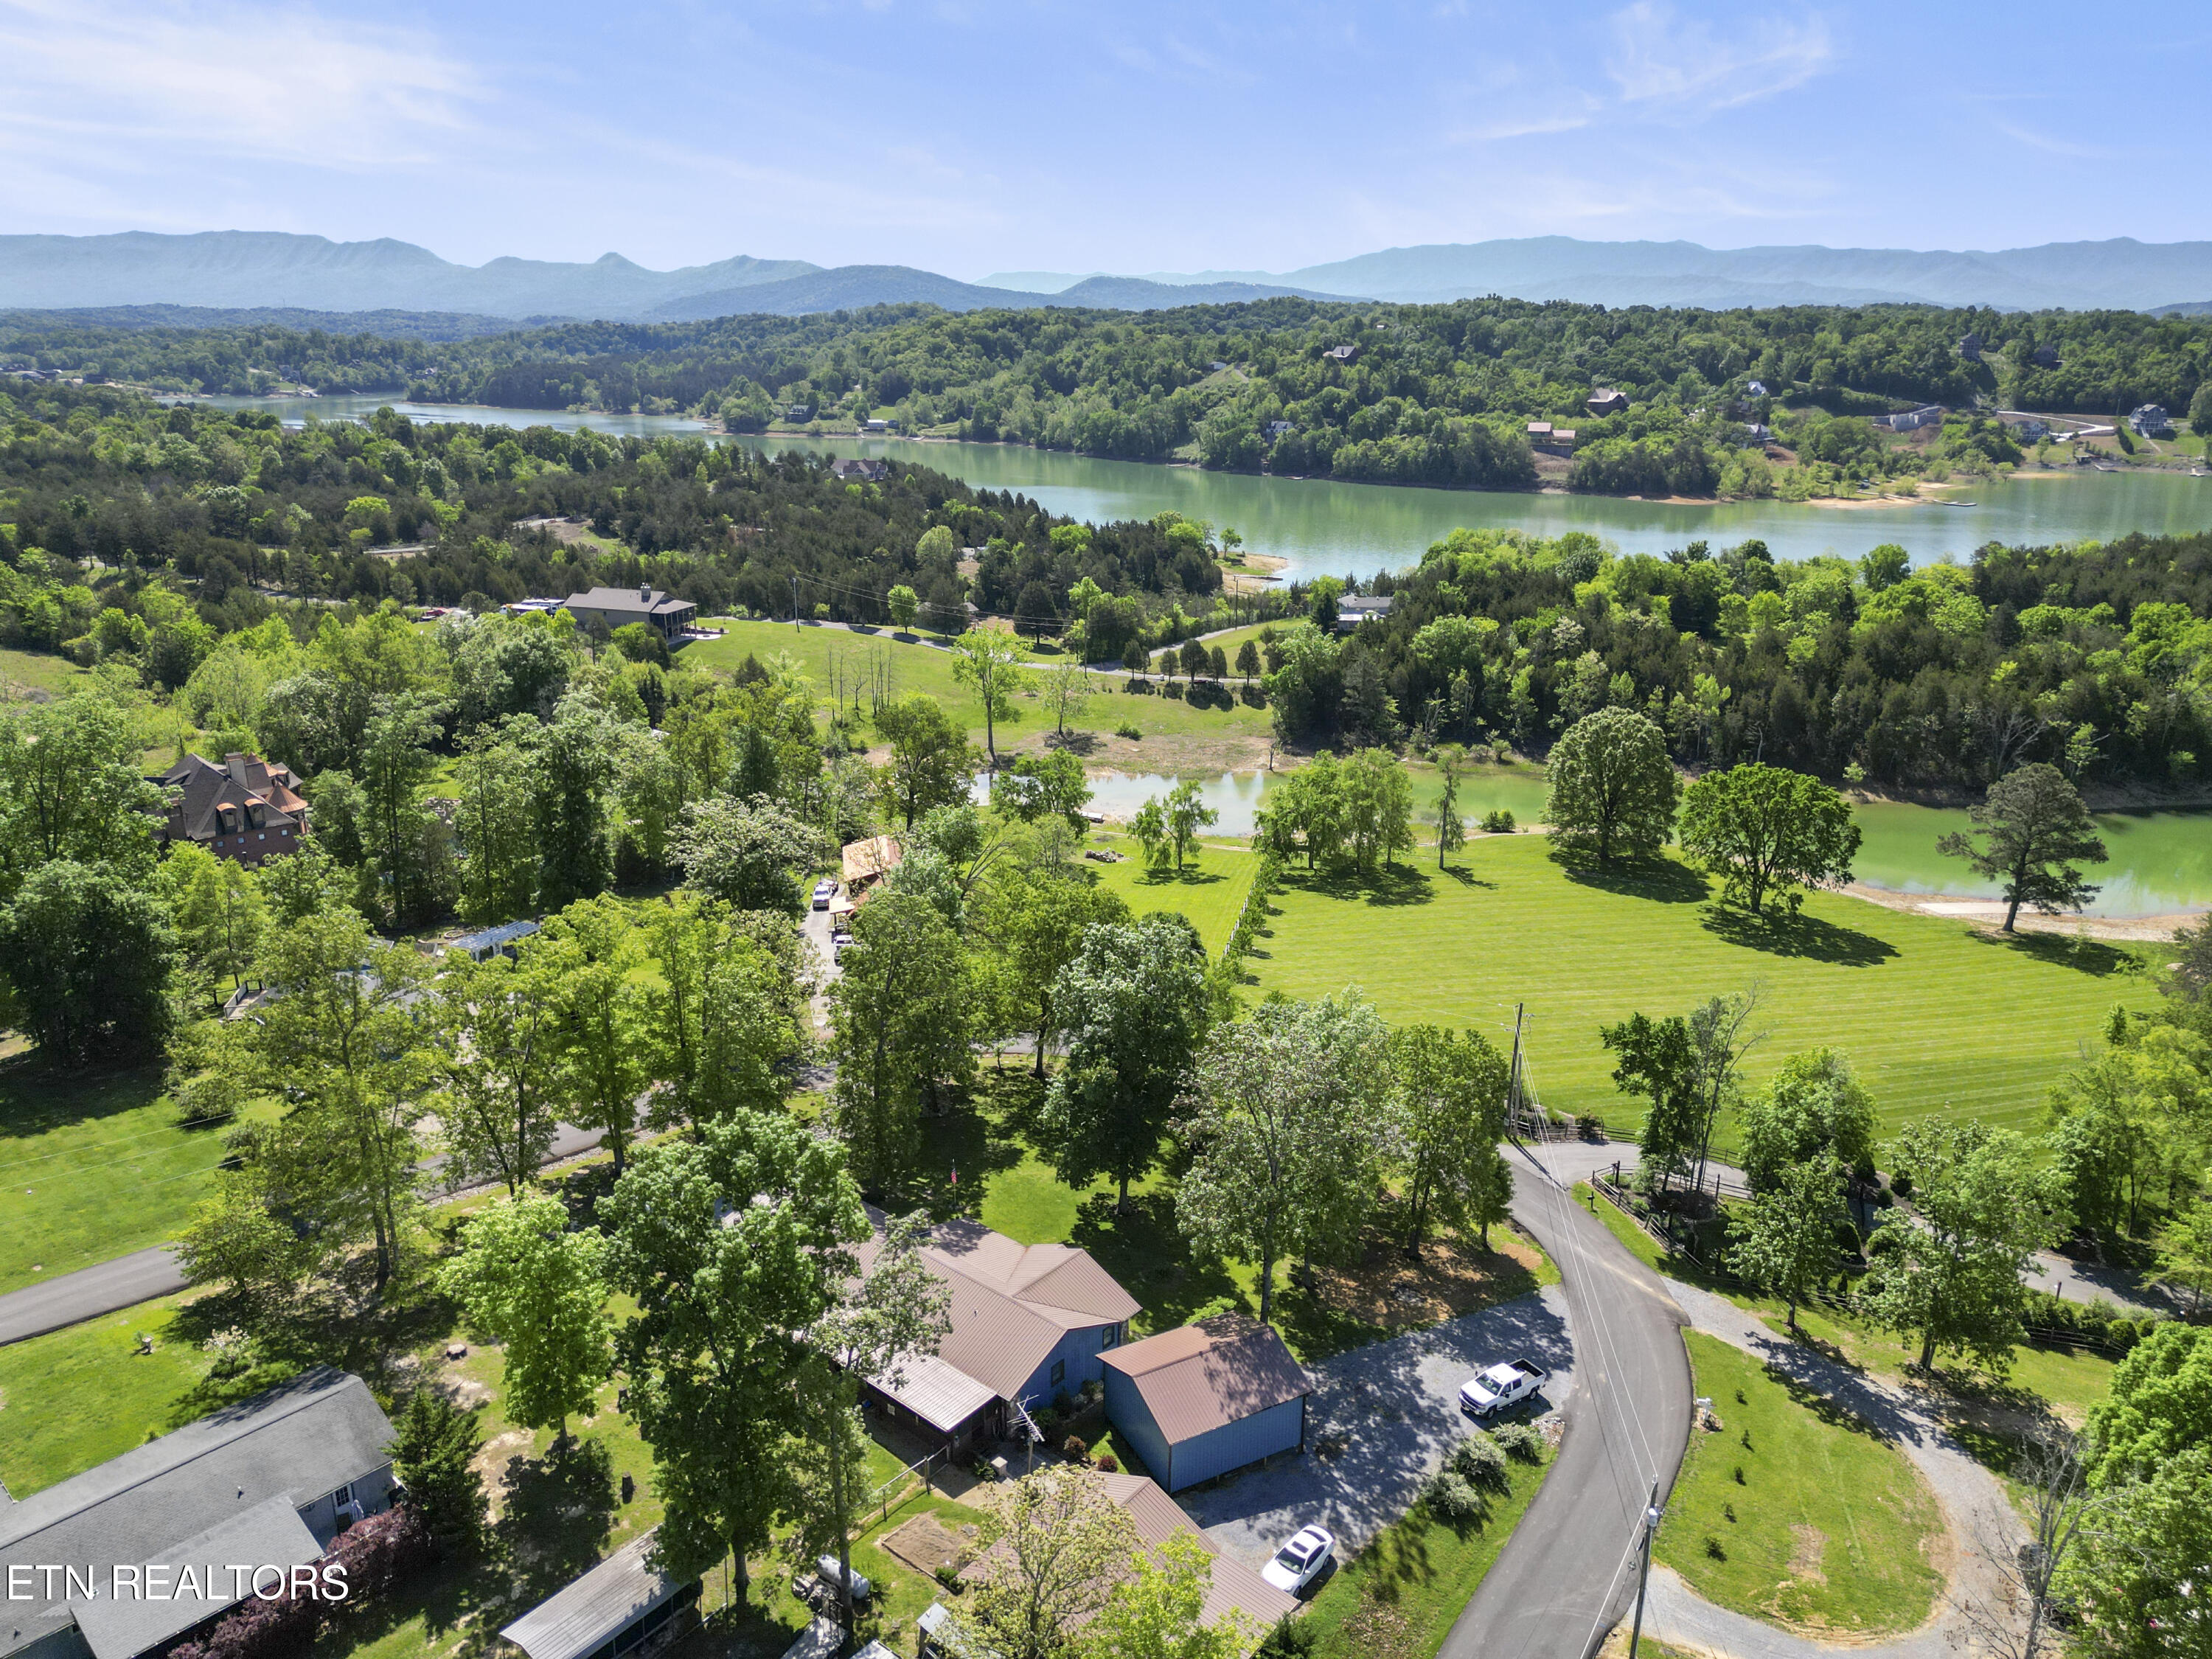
[495,1435,618,1599]
[169,1258,465,1402]
[1556,855,1711,905]
[1438,866,1498,891]
[1968,929,2139,978]
[1700,905,1899,967]
[905,1082,1032,1223]
[1070,1192,1246,1334]
[1134,866,1225,890]
[1297,865,1437,909]
[0,1055,168,1139]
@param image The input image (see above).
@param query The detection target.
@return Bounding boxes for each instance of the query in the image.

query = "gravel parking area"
[1187,1285,1573,1573]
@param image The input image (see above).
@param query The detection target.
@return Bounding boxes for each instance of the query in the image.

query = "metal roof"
[451,919,541,954]
[500,1532,692,1659]
[67,1496,320,1659]
[1099,1472,1302,1630]
[0,1369,394,1659]
[1100,1316,1310,1447]
[868,1352,998,1434]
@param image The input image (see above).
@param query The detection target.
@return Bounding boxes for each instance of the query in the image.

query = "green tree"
[950,628,1032,764]
[1086,1531,1254,1659]
[669,794,823,917]
[1340,748,1415,873]
[1727,1152,1846,1330]
[1130,796,1171,871]
[440,1190,614,1441]
[453,728,538,925]
[2087,1323,2212,1486]
[2154,1192,2212,1316]
[1736,1047,1877,1192]
[641,894,804,1129]
[159,843,265,1011]
[874,693,977,830]
[530,696,619,908]
[1544,707,1679,867]
[1043,657,1091,737]
[1936,763,2108,932]
[1385,1024,1512,1254]
[990,749,1093,829]
[964,1466,1140,1659]
[827,888,974,1192]
[1601,1012,1700,1193]
[542,895,653,1173]
[1234,640,1261,683]
[357,692,450,929]
[886,583,920,631]
[600,1110,867,1593]
[1436,749,1466,869]
[1861,1120,2067,1374]
[1176,993,1389,1323]
[390,1391,488,1556]
[0,859,176,1064]
[0,694,160,900]
[1678,762,1860,916]
[1043,917,1211,1208]
[981,870,1130,1077]
[432,950,564,1197]
[2059,1444,2212,1659]
[1163,780,1219,870]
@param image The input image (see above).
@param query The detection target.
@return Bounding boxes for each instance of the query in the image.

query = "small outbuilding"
[1101,1315,1311,1494]
[499,1532,700,1659]
[451,919,541,963]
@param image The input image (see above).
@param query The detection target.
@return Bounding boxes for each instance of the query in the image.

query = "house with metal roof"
[852,1211,1140,1455]
[153,751,309,869]
[561,585,698,641]
[1335,594,1392,632]
[451,919,542,962]
[498,1531,700,1659]
[1101,1316,1311,1494]
[0,1369,396,1659]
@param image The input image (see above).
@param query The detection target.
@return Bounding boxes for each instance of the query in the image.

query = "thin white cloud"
[1987,119,2120,163]
[1606,1,1833,114]
[0,0,479,169]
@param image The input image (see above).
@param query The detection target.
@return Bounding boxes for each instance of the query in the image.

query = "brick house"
[153,751,309,867]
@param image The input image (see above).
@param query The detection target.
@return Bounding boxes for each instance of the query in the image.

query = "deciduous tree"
[1678,762,1859,916]
[874,693,977,829]
[951,630,1032,764]
[1544,707,1678,867]
[1937,763,2108,932]
[1385,1025,1512,1254]
[827,889,973,1192]
[439,1190,613,1441]
[964,1466,1140,1659]
[1727,1152,1845,1329]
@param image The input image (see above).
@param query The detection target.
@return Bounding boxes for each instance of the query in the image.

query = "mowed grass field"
[1246,834,2163,1142]
[684,619,1271,750]
[1088,836,1260,956]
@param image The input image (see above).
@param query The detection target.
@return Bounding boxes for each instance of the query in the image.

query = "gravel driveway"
[1187,1286,1573,1573]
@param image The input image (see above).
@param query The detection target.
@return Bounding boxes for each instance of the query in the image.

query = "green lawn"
[1088,837,1261,957]
[1248,835,2160,1144]
[1300,1449,1554,1658]
[1656,1332,1942,1637]
[0,1299,218,1495]
[0,1059,273,1295]
[0,646,92,696]
[684,619,1270,751]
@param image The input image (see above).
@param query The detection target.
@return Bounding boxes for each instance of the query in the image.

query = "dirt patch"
[1001,728,1279,775]
[879,1512,968,1579]
[1303,1223,1548,1333]
[1785,1523,1828,1585]
[472,1429,534,1514]
[1837,882,2201,942]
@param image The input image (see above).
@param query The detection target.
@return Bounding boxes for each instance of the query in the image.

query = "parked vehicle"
[1458,1359,1548,1417]
[812,878,838,910]
[1260,1525,1335,1596]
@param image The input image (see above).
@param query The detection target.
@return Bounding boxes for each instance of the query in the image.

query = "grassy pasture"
[1247,834,2162,1145]
[1086,836,1261,957]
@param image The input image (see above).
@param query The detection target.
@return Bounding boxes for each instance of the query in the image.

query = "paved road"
[0,1115,639,1346]
[1441,1141,1694,1659]
[1189,1286,1573,1573]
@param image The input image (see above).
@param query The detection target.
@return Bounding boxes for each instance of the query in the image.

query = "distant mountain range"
[0,232,1344,321]
[984,237,2212,313]
[3,231,2210,321]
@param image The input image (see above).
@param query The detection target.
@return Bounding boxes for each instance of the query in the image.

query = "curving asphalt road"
[1441,1139,1694,1659]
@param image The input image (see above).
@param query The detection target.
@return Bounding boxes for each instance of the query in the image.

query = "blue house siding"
[1013,1322,1127,1408]
[1102,1368,1174,1484]
[1160,1397,1305,1492]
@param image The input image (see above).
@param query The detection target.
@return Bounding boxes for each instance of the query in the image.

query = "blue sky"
[2,0,2208,276]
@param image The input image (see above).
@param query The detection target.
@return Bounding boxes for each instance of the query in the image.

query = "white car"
[812,878,838,910]
[1459,1359,1548,1418]
[1260,1525,1335,1596]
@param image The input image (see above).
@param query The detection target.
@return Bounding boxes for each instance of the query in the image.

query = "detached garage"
[1101,1316,1311,1494]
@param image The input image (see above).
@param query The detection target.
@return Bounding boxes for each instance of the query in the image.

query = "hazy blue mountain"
[641,267,1347,319]
[1011,237,2212,313]
[0,232,818,317]
[1050,275,1352,307]
[0,303,560,341]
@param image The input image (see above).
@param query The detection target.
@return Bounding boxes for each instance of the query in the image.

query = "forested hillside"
[8,296,2211,498]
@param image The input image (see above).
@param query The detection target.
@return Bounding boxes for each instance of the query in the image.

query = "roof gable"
[1099,1316,1310,1445]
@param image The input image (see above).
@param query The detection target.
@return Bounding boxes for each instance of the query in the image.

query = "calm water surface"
[208,394,2212,585]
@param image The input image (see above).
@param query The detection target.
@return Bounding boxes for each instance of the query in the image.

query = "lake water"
[1074,767,2211,918]
[204,394,2212,585]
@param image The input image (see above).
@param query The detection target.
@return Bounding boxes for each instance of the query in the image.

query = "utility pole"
[1627,1479,1661,1659]
[1505,1002,1526,1137]
[791,573,801,631]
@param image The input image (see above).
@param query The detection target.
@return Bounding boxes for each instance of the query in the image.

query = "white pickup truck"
[1458,1358,1548,1417]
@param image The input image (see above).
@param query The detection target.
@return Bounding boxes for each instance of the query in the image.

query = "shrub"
[1063,1435,1088,1461]
[1574,1114,1604,1139]
[1093,1453,1119,1472]
[933,1563,962,1591]
[1888,1169,1913,1199]
[1450,1430,1509,1491]
[1116,721,1143,740]
[1481,809,1516,833]
[1255,1616,1318,1658]
[1425,1468,1488,1523]
[1489,1422,1543,1463]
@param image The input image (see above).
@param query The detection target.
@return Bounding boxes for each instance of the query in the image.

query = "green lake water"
[209,395,2212,585]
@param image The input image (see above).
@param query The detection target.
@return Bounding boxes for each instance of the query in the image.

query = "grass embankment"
[684,619,1272,760]
[1249,834,2161,1144]
[0,1059,276,1295]
[0,646,91,696]
[1656,1332,1943,1638]
[1300,1448,1554,1659]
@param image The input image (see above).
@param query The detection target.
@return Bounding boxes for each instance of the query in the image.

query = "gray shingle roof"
[0,1369,394,1659]
[66,1496,321,1659]
[501,1532,693,1659]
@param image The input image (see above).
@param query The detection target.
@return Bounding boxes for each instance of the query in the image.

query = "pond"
[1071,767,2212,919]
[203,394,2212,585]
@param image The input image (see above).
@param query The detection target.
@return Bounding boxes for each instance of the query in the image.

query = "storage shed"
[500,1532,700,1659]
[1101,1316,1310,1494]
